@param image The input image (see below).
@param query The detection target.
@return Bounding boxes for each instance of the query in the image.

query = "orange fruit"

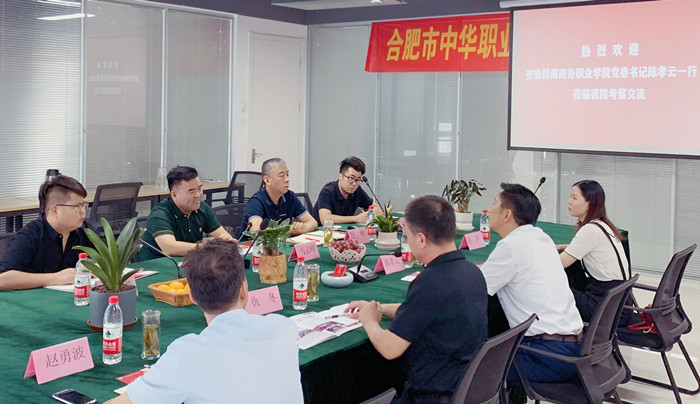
[158,284,171,291]
[175,288,189,295]
[169,281,185,290]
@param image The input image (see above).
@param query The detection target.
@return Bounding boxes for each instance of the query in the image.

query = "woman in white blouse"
[559,180,630,322]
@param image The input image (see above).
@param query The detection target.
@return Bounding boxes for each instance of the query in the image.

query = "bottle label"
[293,279,307,302]
[103,326,122,354]
[367,225,377,236]
[480,228,490,240]
[74,285,89,299]
[252,255,260,266]
[402,251,413,262]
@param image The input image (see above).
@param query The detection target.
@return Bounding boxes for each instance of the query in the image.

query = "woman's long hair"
[574,180,625,241]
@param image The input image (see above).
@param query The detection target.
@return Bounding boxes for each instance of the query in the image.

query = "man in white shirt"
[480,183,583,387]
[106,240,303,404]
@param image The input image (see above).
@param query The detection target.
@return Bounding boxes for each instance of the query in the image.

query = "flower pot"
[258,252,288,284]
[375,231,400,250]
[88,284,138,330]
[455,211,474,231]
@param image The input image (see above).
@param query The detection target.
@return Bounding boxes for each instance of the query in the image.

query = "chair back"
[88,182,142,229]
[0,232,17,256]
[650,244,697,344]
[359,388,397,404]
[451,313,537,404]
[212,203,247,238]
[224,171,262,204]
[295,192,315,217]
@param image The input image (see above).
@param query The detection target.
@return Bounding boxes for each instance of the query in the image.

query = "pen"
[324,314,352,319]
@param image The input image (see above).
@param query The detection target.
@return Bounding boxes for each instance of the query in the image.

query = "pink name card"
[24,337,94,384]
[345,227,370,244]
[245,285,284,315]
[460,231,487,250]
[289,241,320,262]
[374,255,405,275]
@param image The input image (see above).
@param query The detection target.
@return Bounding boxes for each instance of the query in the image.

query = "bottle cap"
[297,256,305,263]
[483,209,488,214]
[108,296,119,304]
[79,252,88,259]
[369,206,374,210]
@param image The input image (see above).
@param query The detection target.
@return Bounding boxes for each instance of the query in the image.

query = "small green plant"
[442,179,486,213]
[243,219,291,256]
[371,202,400,233]
[73,217,145,292]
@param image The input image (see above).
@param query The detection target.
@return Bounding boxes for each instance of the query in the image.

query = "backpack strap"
[590,221,630,280]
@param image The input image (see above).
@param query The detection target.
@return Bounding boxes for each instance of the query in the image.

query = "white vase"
[375,231,400,250]
[455,211,474,231]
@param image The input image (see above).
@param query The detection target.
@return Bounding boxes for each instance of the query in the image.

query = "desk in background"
[1,218,593,403]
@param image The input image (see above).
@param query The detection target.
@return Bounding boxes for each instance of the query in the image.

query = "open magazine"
[290,303,362,350]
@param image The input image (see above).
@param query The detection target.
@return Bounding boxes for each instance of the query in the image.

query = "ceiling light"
[370,0,382,3]
[38,13,94,21]
[37,0,82,7]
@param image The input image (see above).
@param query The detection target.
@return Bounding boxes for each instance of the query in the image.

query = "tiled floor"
[529,272,700,403]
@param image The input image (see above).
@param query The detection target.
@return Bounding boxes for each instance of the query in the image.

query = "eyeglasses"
[55,202,88,211]
[342,174,362,185]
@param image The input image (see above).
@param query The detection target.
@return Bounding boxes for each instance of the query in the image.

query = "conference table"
[0,218,603,403]
[0,180,231,233]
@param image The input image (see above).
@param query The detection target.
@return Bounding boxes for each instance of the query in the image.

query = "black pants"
[572,277,633,326]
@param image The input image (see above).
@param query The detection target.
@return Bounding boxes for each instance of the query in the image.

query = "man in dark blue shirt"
[313,156,378,224]
[346,195,488,403]
[240,158,317,236]
[0,175,92,290]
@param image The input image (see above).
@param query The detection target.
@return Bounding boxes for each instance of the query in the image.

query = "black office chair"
[451,313,537,404]
[209,171,262,206]
[86,182,142,235]
[617,244,698,404]
[212,203,247,239]
[295,192,315,219]
[516,275,638,404]
[359,388,397,404]
[0,232,17,256]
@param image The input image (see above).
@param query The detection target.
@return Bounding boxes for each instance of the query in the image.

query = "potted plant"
[244,219,291,284]
[370,202,401,250]
[442,179,486,228]
[74,217,145,329]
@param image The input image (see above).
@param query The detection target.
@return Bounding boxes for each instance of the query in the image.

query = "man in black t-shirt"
[347,195,488,403]
[313,156,379,224]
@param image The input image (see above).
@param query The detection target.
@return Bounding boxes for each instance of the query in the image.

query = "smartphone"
[52,389,97,404]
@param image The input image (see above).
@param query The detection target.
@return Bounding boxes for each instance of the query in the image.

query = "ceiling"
[271,0,406,11]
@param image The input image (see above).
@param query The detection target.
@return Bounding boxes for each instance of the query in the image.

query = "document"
[290,303,361,350]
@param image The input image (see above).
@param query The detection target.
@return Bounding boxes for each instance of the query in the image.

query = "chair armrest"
[633,283,657,292]
[518,343,584,364]
[622,305,663,315]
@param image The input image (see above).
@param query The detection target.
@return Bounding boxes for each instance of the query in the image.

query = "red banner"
[365,14,510,72]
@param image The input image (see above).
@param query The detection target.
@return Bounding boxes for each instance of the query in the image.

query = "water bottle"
[401,233,414,269]
[103,296,123,365]
[480,209,491,246]
[74,253,91,306]
[366,206,377,241]
[251,243,261,273]
[292,256,308,310]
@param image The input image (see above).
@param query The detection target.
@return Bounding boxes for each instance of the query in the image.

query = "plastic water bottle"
[366,206,377,241]
[401,233,414,269]
[103,296,123,365]
[292,256,308,310]
[480,210,491,246]
[251,243,261,273]
[74,253,91,306]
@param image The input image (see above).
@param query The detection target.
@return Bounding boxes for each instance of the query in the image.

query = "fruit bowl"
[328,242,366,264]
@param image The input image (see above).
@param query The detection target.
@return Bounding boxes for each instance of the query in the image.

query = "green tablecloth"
[0,218,583,403]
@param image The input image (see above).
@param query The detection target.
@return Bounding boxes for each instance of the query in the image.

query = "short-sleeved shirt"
[240,188,308,236]
[480,224,583,337]
[139,197,221,261]
[564,220,628,281]
[389,250,488,398]
[127,309,303,404]
[0,216,92,274]
[313,181,373,222]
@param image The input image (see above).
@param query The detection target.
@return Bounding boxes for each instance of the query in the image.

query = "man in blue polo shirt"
[346,195,488,403]
[139,166,235,261]
[240,158,317,236]
[313,156,379,224]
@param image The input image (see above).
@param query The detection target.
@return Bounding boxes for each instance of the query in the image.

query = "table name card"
[345,227,370,244]
[289,241,320,262]
[460,231,487,250]
[245,286,283,315]
[374,255,405,275]
[24,337,94,384]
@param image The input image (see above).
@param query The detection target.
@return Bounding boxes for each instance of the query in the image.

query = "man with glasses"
[314,156,380,224]
[0,175,93,290]
[139,166,236,261]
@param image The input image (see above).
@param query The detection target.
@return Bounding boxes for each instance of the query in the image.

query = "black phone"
[52,389,97,404]
[347,225,358,230]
